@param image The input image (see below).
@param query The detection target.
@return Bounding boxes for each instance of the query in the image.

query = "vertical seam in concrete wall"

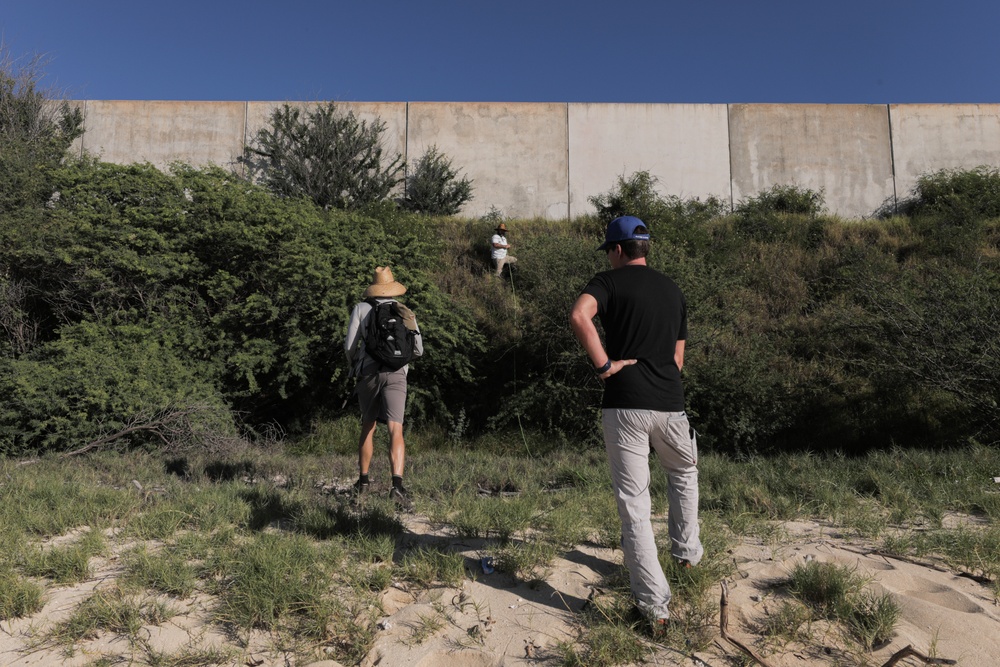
[886,104,898,214]
[79,100,88,158]
[240,101,249,179]
[726,104,734,212]
[565,103,571,221]
[404,102,410,200]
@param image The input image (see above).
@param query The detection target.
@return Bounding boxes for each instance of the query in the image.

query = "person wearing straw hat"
[569,216,703,632]
[345,266,423,509]
[490,222,517,278]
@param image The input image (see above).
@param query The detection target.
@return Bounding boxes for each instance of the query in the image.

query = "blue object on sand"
[481,556,495,574]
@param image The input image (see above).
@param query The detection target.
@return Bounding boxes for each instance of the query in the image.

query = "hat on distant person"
[363,266,407,298]
[597,215,650,251]
[496,223,508,232]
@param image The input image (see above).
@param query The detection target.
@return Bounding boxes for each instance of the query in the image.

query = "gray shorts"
[357,369,408,424]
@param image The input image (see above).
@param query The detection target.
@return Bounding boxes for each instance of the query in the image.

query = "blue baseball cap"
[597,216,650,251]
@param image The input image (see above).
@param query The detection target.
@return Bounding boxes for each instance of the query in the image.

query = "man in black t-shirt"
[570,215,703,629]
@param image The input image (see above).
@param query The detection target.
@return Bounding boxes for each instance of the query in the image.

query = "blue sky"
[3,0,999,103]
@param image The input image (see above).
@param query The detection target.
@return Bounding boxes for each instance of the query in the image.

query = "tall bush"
[586,171,726,254]
[0,45,83,211]
[400,146,473,215]
[588,171,726,226]
[242,102,404,210]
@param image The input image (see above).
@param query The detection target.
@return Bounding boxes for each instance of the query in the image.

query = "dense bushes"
[2,156,998,455]
[0,160,481,454]
[429,176,999,454]
[0,320,229,453]
[899,166,1000,221]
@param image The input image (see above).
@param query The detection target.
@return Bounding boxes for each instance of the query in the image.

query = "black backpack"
[364,298,416,371]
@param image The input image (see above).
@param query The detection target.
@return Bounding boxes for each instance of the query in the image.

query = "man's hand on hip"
[600,359,637,380]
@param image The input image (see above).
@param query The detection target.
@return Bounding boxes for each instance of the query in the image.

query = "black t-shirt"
[582,264,687,411]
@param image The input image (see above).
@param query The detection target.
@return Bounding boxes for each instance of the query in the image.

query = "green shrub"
[0,46,83,211]
[0,320,230,455]
[3,152,999,456]
[902,166,1000,221]
[1,160,485,449]
[736,184,825,218]
[587,170,727,240]
[588,170,669,224]
[243,102,404,210]
[734,184,825,242]
[400,146,473,215]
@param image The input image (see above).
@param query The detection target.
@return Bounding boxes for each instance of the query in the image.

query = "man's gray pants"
[602,409,703,621]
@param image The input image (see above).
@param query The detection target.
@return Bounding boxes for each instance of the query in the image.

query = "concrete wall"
[568,104,731,217]
[408,102,568,219]
[890,104,1000,200]
[729,104,895,219]
[80,101,247,170]
[70,101,1000,220]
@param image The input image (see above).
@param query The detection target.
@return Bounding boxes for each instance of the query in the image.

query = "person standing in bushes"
[345,266,423,509]
[569,215,703,631]
[491,222,517,277]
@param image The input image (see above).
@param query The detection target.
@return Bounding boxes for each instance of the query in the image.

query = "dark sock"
[391,475,404,490]
[359,473,370,485]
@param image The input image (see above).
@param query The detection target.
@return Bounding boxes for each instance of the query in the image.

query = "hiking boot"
[651,616,687,641]
[352,479,370,497]
[389,485,413,511]
[651,617,672,637]
[675,559,693,569]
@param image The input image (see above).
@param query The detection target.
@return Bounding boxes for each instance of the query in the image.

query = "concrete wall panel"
[406,102,568,219]
[729,104,894,219]
[568,104,731,217]
[80,101,246,170]
[890,104,1000,199]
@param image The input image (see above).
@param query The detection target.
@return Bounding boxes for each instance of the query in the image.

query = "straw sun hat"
[362,266,407,298]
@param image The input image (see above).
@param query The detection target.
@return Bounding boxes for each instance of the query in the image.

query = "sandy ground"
[2,515,998,667]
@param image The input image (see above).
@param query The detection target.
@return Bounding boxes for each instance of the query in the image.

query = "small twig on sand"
[880,644,957,666]
[872,550,952,573]
[843,546,992,584]
[719,582,775,667]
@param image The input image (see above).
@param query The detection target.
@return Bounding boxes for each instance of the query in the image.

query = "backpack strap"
[394,302,419,332]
